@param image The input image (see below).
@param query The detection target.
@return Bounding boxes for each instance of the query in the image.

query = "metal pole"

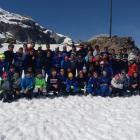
[109,0,112,38]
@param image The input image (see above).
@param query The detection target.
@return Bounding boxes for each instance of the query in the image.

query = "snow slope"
[0,44,140,140]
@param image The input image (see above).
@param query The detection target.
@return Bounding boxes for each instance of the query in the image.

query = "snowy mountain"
[0,8,73,44]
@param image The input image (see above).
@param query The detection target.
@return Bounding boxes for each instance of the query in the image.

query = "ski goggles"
[69,76,73,78]
[103,72,107,75]
[121,72,126,74]
[11,68,15,71]
[52,72,57,74]
[26,74,31,76]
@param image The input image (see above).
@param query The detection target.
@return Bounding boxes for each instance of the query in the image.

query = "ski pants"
[100,85,112,96]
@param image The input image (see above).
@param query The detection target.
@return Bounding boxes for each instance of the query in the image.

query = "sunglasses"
[79,72,83,74]
[14,74,19,76]
[4,76,8,78]
[69,77,73,78]
[103,72,107,74]
[26,74,31,76]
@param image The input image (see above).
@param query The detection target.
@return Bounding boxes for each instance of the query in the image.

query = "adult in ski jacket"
[61,56,71,72]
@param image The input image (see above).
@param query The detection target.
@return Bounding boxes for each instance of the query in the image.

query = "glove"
[71,86,74,89]
[84,84,87,90]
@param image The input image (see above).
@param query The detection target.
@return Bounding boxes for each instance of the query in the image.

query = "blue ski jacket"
[21,77,34,91]
[61,60,71,71]
[66,78,76,88]
[52,56,63,68]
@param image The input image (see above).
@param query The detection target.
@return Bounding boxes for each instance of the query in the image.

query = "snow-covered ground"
[0,44,140,140]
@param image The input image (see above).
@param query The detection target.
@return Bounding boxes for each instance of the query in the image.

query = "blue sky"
[1,0,140,47]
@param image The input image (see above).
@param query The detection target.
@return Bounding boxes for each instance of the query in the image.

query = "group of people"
[0,42,140,103]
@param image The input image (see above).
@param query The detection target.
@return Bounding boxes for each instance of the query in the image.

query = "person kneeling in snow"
[0,73,13,103]
[47,69,60,96]
[87,72,100,97]
[10,71,21,99]
[128,71,140,95]
[34,71,46,98]
[111,74,123,97]
[66,73,76,95]
[99,70,112,97]
[76,70,87,96]
[21,71,34,100]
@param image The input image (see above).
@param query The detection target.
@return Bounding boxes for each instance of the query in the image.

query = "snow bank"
[0,95,140,140]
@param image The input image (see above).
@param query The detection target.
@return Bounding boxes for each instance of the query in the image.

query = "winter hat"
[115,74,120,78]
[116,56,121,59]
[83,66,87,70]
[38,45,42,48]
[129,58,133,61]
[65,56,69,60]
[0,54,5,58]
[100,61,104,65]
[123,56,128,60]
[2,73,8,78]
[68,73,73,78]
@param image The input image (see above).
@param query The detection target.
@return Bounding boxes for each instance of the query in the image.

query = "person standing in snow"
[128,58,138,77]
[128,47,137,61]
[26,48,36,76]
[86,56,95,77]
[21,71,34,100]
[52,52,63,73]
[27,42,35,51]
[85,51,93,63]
[111,74,123,97]
[76,44,86,57]
[41,51,53,78]
[69,53,76,77]
[68,45,77,57]
[7,65,16,82]
[93,45,101,58]
[43,44,53,58]
[61,56,71,72]
[58,69,67,93]
[85,44,93,55]
[14,47,23,76]
[53,47,60,58]
[35,48,44,76]
[62,46,68,59]
[76,54,86,71]
[0,54,8,78]
[22,44,29,71]
[4,44,14,69]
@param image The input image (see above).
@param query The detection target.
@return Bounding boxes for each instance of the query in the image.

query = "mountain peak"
[0,7,73,44]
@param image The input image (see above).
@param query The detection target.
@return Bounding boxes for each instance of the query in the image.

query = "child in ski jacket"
[34,71,46,97]
[66,73,76,95]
